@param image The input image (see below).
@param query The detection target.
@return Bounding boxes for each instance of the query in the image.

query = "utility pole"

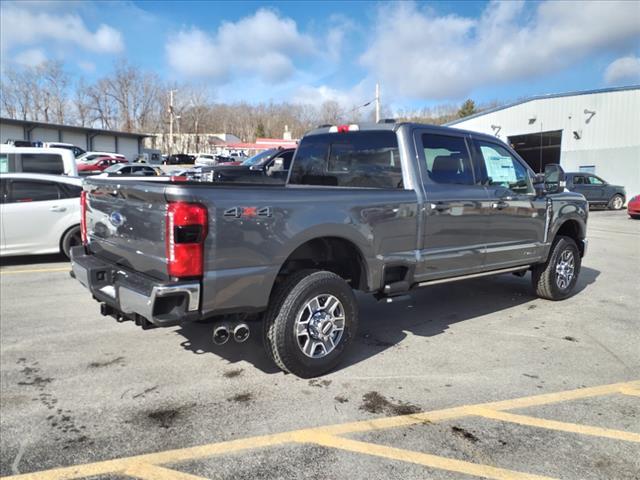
[375,83,381,123]
[168,89,176,156]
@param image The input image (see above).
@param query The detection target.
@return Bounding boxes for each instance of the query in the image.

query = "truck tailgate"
[85,180,170,281]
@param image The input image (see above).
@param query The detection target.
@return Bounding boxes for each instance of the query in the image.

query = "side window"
[19,154,65,175]
[588,176,604,185]
[421,134,474,185]
[289,132,402,188]
[0,179,7,203]
[0,154,9,173]
[60,183,83,198]
[573,176,585,185]
[475,140,533,194]
[9,180,61,203]
[279,151,294,169]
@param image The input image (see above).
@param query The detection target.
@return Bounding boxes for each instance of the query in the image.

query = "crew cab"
[70,122,588,377]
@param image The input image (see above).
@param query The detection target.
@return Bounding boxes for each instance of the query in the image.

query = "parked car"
[71,122,589,378]
[165,154,195,165]
[96,163,159,177]
[565,172,626,210]
[627,194,640,219]
[77,152,126,163]
[77,157,128,174]
[194,154,218,167]
[0,173,82,258]
[41,142,86,158]
[0,145,78,176]
[211,148,295,182]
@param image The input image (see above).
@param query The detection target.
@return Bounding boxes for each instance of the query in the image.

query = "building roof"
[255,137,298,148]
[446,85,640,126]
[0,117,150,139]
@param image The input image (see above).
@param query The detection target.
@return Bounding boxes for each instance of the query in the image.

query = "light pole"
[168,89,177,156]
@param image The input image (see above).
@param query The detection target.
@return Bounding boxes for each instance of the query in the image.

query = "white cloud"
[77,60,96,73]
[361,0,640,99]
[166,9,314,82]
[14,48,47,67]
[0,4,124,54]
[604,55,640,85]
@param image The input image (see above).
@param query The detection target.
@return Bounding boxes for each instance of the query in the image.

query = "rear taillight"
[80,191,88,245]
[166,202,208,278]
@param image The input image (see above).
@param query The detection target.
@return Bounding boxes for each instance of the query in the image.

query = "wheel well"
[275,237,367,292]
[555,220,584,256]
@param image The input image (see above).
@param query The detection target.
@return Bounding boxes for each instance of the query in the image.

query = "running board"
[416,266,530,288]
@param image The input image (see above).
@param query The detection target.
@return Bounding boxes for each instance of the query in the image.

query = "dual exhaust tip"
[213,323,250,345]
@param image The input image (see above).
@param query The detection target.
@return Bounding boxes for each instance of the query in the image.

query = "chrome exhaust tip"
[212,325,230,345]
[233,323,250,343]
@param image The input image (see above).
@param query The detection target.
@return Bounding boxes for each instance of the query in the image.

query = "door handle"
[430,202,450,212]
[49,206,67,212]
[491,201,508,210]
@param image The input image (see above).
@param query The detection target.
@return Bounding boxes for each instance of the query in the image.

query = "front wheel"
[531,236,581,300]
[264,270,358,378]
[608,194,624,210]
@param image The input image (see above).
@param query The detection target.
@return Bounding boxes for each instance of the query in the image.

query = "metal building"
[0,117,148,160]
[447,86,640,197]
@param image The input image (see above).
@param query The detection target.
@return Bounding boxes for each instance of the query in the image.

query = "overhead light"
[491,125,502,136]
[528,116,537,124]
[584,109,596,123]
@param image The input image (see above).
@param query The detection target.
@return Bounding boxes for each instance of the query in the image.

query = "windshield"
[104,164,123,173]
[241,149,275,166]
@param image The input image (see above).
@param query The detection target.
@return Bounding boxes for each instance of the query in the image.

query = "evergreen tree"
[457,99,476,118]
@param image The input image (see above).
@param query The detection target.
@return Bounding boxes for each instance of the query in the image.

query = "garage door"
[32,128,59,143]
[117,137,139,161]
[92,135,116,152]
[62,132,87,150]
[0,124,24,143]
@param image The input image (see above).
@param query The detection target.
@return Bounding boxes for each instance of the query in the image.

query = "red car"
[77,157,128,174]
[627,194,640,219]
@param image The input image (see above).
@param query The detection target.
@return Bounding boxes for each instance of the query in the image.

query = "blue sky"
[1,0,639,113]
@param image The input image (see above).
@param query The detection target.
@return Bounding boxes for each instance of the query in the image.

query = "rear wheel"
[532,236,581,300]
[608,194,624,210]
[264,270,358,378]
[61,226,82,259]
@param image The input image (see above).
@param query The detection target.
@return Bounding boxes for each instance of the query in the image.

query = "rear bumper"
[70,246,201,326]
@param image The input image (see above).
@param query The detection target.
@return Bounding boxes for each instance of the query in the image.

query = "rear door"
[413,130,489,281]
[2,179,70,254]
[472,138,546,268]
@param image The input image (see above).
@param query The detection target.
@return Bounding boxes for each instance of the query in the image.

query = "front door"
[414,130,489,281]
[472,139,546,269]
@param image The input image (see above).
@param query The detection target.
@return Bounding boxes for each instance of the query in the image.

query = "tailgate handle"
[257,207,272,217]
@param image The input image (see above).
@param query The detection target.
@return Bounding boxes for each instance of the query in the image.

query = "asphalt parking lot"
[1,210,638,479]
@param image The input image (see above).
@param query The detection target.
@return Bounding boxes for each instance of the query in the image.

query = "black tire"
[630,214,640,220]
[531,236,581,301]
[608,194,624,210]
[61,226,82,259]
[264,270,358,378]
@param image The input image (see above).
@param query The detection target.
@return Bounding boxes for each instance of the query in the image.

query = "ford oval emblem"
[109,211,124,227]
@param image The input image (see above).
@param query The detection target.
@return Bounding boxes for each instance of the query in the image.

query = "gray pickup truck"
[70,122,588,377]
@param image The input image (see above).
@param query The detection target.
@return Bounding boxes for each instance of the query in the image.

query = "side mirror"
[544,164,565,194]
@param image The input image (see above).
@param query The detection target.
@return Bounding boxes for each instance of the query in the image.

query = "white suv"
[0,173,83,258]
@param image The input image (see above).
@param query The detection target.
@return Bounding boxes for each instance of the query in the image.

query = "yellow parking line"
[298,432,556,480]
[470,407,640,443]
[2,380,638,480]
[619,386,640,397]
[124,463,208,480]
[0,267,69,275]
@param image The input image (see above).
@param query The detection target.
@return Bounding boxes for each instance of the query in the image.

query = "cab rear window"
[289,131,403,189]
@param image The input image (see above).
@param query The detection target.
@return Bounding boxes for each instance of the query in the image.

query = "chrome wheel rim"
[613,197,623,209]
[555,250,575,290]
[295,294,345,358]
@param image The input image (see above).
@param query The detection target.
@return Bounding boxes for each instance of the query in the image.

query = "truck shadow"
[0,253,68,267]
[173,267,599,376]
